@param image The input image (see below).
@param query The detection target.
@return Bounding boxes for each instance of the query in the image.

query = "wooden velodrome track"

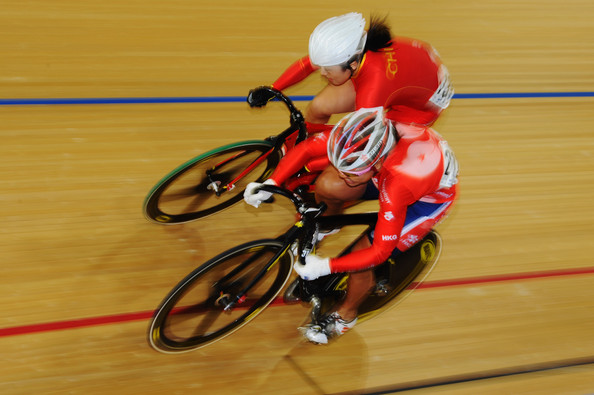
[2,0,594,393]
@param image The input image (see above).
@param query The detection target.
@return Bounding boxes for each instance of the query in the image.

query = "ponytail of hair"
[364,15,392,52]
[341,14,393,71]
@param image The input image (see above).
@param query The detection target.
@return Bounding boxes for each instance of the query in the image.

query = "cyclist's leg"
[334,236,376,322]
[333,200,453,321]
[304,81,356,124]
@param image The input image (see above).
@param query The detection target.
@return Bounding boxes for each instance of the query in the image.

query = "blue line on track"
[454,91,594,99]
[0,92,593,106]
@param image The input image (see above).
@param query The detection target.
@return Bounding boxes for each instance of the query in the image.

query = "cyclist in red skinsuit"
[244,107,459,343]
[272,39,451,126]
[247,13,453,129]
[264,115,457,271]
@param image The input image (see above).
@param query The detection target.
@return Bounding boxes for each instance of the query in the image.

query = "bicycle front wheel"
[148,239,293,353]
[143,141,280,224]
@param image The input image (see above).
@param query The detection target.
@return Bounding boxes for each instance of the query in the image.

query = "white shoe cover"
[303,326,329,344]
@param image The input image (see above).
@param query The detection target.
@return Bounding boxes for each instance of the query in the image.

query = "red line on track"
[2,266,593,338]
[0,311,154,338]
[412,266,594,289]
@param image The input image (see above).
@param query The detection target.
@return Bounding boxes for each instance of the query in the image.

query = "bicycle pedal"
[374,279,392,296]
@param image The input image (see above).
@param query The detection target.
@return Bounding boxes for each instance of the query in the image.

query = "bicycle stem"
[263,87,307,145]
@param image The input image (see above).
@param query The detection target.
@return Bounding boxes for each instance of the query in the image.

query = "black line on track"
[284,354,326,394]
[329,355,594,394]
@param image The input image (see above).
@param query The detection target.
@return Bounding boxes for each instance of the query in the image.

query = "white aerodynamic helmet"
[327,107,396,175]
[309,12,367,67]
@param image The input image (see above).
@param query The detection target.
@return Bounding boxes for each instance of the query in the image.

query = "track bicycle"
[142,87,318,224]
[148,185,442,353]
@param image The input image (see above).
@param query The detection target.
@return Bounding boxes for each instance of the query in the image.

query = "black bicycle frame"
[219,185,379,311]
[216,87,307,195]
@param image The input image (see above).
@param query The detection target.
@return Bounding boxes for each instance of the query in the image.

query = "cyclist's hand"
[247,86,276,107]
[294,255,331,281]
[244,179,276,208]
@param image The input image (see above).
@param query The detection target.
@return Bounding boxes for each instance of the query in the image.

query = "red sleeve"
[329,176,415,272]
[269,131,330,185]
[271,56,317,91]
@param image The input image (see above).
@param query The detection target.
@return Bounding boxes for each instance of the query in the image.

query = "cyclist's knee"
[315,169,346,201]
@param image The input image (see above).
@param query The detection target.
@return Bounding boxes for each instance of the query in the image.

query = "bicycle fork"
[217,228,302,311]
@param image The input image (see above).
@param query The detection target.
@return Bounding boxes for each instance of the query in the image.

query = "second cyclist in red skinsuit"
[247,12,454,129]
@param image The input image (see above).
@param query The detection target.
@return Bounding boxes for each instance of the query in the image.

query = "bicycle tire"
[148,239,293,353]
[143,141,280,224]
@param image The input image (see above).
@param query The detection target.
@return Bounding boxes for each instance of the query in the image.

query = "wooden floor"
[2,1,594,393]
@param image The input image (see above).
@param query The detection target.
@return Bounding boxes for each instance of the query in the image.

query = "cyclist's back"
[353,37,452,125]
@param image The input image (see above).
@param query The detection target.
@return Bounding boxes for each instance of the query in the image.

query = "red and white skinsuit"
[268,124,458,273]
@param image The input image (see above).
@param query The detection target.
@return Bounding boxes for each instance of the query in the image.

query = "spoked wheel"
[148,239,293,353]
[143,141,280,224]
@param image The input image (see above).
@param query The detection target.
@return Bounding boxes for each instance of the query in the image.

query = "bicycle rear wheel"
[148,239,293,353]
[358,230,442,322]
[143,141,280,224]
